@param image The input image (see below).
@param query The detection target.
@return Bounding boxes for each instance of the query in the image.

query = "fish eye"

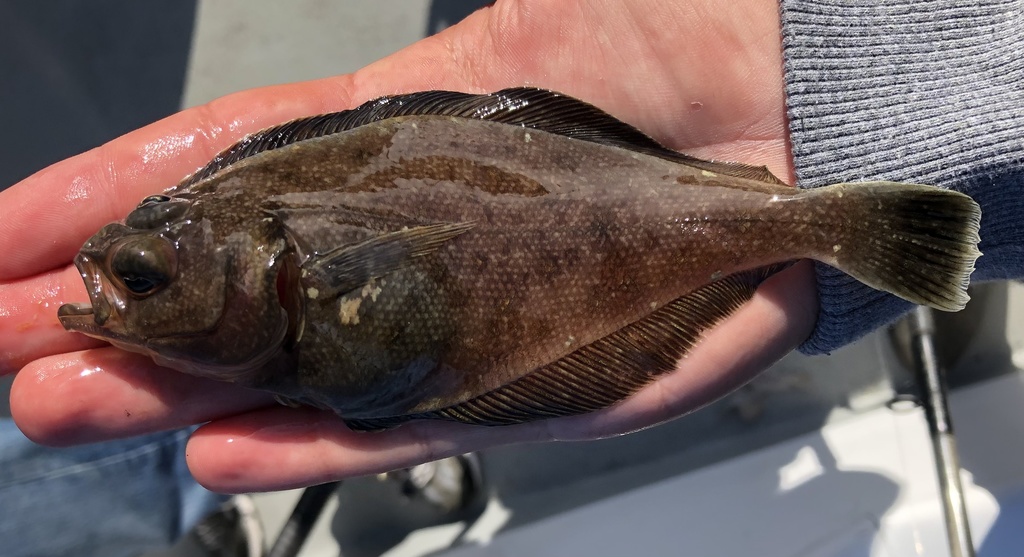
[109,236,177,297]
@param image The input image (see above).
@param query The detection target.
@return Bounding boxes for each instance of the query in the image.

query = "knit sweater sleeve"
[779,0,1024,354]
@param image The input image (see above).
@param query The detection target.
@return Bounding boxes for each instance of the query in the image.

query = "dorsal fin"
[343,263,790,431]
[176,87,788,189]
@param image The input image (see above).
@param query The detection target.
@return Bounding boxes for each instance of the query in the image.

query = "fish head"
[58,194,294,380]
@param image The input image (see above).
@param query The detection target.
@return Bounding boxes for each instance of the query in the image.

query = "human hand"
[1,0,817,493]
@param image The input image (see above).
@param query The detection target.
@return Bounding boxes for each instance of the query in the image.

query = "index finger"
[0,25,494,282]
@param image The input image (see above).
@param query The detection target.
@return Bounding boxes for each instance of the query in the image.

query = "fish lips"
[58,252,120,339]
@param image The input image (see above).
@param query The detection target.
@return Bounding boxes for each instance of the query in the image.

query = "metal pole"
[266,481,342,557]
[907,306,975,557]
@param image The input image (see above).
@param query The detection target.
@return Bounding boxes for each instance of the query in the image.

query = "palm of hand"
[0,0,815,492]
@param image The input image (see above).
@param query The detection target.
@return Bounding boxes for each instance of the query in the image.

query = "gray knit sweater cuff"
[780,0,1024,354]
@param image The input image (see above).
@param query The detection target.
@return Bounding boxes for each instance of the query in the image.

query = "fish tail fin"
[808,181,981,311]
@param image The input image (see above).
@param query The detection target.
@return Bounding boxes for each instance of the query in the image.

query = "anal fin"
[345,264,789,431]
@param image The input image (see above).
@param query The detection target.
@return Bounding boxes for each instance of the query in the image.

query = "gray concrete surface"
[182,0,488,107]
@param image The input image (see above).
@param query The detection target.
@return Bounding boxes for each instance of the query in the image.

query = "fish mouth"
[57,301,145,351]
[57,303,112,338]
[58,253,120,338]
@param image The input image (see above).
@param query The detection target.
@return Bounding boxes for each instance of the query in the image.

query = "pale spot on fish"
[361,281,383,302]
[711,270,723,281]
[564,335,575,348]
[338,297,362,325]
[306,287,319,299]
[524,132,532,143]
[833,244,842,253]
[337,279,385,325]
[701,170,717,178]
[649,301,658,309]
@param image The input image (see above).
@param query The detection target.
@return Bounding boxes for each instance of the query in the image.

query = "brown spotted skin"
[169,116,822,418]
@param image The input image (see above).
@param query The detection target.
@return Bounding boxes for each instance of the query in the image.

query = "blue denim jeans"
[0,420,225,557]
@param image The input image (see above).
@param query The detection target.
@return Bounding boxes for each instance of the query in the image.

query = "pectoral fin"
[303,222,474,299]
[344,264,788,431]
